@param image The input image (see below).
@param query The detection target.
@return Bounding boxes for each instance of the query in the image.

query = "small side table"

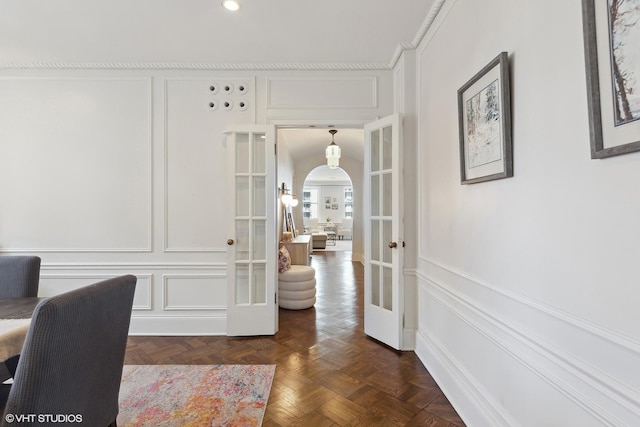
[281,235,312,265]
[324,226,337,246]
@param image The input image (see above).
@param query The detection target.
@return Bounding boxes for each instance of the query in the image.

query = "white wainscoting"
[162,273,226,311]
[40,264,228,335]
[414,259,640,426]
[40,273,152,311]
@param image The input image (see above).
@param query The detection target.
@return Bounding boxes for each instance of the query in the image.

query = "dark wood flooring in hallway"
[124,249,466,426]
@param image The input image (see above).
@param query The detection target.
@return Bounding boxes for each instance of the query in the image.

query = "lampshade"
[281,193,294,206]
[326,129,341,169]
[221,0,240,11]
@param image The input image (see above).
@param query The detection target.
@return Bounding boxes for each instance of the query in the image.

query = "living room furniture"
[324,226,337,245]
[0,256,41,381]
[311,233,328,249]
[0,256,41,299]
[0,275,136,427]
[278,265,316,310]
[337,218,352,240]
[0,298,45,364]
[280,235,311,265]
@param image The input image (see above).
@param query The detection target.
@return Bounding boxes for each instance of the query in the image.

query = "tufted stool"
[278,265,316,310]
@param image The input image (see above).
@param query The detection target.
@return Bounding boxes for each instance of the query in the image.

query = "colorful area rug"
[117,364,275,427]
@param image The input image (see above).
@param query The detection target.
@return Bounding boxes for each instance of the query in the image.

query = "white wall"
[0,67,391,334]
[276,132,294,241]
[413,0,640,425]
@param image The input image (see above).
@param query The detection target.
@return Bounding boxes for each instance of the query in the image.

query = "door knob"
[388,241,398,249]
[227,239,234,246]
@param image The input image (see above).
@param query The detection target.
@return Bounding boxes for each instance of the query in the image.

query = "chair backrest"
[308,218,320,232]
[341,218,352,229]
[0,256,41,298]
[1,275,137,427]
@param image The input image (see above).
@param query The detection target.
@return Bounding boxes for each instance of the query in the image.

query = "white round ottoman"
[278,265,316,310]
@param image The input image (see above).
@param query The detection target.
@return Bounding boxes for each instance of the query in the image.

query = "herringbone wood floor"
[124,250,465,426]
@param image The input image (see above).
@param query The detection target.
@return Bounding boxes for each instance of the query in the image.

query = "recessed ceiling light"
[222,0,240,11]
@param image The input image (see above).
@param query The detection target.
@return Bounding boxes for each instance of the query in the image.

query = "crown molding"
[388,0,447,68]
[0,62,392,71]
[0,0,447,72]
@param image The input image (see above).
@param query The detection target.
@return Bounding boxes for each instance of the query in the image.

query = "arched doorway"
[302,165,353,251]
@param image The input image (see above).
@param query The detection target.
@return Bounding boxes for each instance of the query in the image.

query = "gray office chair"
[0,256,41,380]
[0,256,41,298]
[0,275,137,427]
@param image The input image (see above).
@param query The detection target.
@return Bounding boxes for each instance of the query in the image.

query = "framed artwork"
[325,197,331,204]
[583,0,640,158]
[457,52,513,184]
[331,204,338,210]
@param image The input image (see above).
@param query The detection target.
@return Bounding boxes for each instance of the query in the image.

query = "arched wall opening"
[302,166,353,250]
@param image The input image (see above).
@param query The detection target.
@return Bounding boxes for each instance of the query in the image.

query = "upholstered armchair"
[337,218,352,240]
[307,218,323,233]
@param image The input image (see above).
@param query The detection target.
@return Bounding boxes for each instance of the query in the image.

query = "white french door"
[364,114,404,350]
[226,125,278,336]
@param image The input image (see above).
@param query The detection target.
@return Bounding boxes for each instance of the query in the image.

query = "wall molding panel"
[0,77,154,253]
[266,77,378,110]
[42,262,224,270]
[420,257,640,353]
[129,315,226,336]
[415,327,517,427]
[39,273,153,311]
[163,77,255,253]
[415,266,640,425]
[162,274,226,311]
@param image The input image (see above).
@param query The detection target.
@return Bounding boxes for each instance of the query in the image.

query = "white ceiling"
[0,0,436,66]
[305,165,352,185]
[279,126,364,160]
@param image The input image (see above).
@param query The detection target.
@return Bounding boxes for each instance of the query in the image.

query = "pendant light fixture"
[221,0,240,11]
[325,129,341,169]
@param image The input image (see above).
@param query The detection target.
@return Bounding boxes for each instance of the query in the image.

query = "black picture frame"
[457,52,513,184]
[582,0,640,159]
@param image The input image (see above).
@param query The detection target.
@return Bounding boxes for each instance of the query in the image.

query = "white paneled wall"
[413,0,640,425]
[0,69,391,335]
[0,77,152,252]
[164,78,254,252]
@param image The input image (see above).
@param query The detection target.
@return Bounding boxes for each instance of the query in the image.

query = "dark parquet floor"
[124,250,466,426]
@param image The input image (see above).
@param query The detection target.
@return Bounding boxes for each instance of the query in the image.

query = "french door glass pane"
[235,220,250,261]
[253,177,266,217]
[236,133,249,174]
[382,125,393,170]
[371,219,380,262]
[383,220,392,263]
[253,220,266,260]
[253,264,266,304]
[382,266,392,310]
[236,176,249,217]
[236,264,249,304]
[370,130,380,172]
[253,133,266,174]
[383,173,392,216]
[371,175,379,216]
[371,263,380,307]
